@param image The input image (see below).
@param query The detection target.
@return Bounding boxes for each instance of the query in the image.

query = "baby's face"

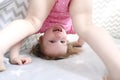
[42,25,67,57]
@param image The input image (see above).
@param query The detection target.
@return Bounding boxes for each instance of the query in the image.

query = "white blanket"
[1,35,120,80]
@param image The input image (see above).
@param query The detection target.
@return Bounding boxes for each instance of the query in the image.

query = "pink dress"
[38,0,75,34]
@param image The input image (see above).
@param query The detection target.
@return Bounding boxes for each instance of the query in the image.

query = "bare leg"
[69,0,120,80]
[0,0,55,71]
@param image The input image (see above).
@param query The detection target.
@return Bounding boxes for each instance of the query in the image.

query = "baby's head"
[40,25,67,58]
[31,25,81,60]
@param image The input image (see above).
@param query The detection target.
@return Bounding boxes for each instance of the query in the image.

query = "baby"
[0,0,120,80]
[31,25,84,60]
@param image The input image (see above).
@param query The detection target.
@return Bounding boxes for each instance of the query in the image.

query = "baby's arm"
[9,41,31,65]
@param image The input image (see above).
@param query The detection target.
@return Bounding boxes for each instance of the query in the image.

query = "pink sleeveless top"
[38,0,75,34]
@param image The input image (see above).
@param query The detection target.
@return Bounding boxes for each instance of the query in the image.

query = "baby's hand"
[103,76,108,80]
[10,56,32,65]
[72,39,84,47]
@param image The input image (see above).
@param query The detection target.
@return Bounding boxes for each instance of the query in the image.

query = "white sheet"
[0,35,120,80]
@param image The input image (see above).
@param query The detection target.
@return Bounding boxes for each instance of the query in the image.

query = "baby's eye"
[49,40,56,43]
[61,41,66,43]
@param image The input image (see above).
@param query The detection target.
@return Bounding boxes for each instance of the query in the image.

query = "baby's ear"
[38,36,43,44]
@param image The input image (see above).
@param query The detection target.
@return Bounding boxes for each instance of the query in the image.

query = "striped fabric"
[93,0,120,39]
[0,0,28,28]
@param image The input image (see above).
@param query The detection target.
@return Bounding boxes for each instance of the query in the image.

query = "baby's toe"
[0,63,6,72]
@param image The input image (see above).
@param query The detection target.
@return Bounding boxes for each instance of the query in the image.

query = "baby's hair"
[31,41,82,60]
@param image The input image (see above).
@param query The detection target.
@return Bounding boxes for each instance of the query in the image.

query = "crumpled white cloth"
[1,43,106,80]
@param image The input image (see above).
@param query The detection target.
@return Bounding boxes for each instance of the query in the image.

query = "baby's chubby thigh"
[26,0,56,31]
[68,0,92,36]
[69,0,92,15]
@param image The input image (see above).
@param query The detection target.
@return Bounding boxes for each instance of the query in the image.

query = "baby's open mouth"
[53,27,62,32]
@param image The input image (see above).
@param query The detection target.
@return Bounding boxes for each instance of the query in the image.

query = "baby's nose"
[55,33,63,39]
